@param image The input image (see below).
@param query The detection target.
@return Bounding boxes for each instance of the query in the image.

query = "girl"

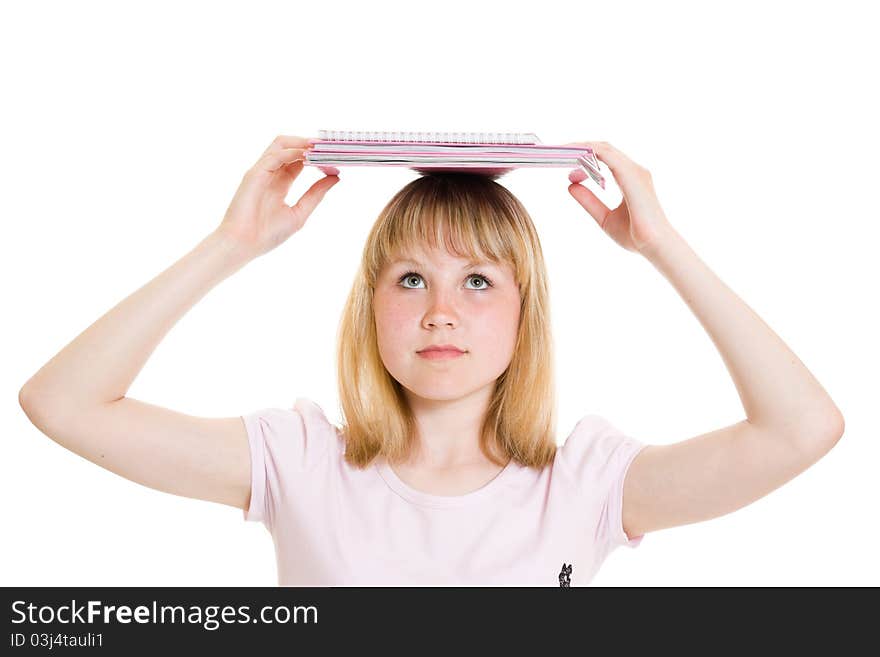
[19,135,844,586]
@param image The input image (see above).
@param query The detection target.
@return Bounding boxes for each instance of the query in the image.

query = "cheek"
[471,299,521,350]
[373,296,414,351]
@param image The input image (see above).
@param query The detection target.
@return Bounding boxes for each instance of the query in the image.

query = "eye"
[397,271,494,290]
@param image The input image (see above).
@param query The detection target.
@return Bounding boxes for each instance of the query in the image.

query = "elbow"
[18,382,63,430]
[19,382,47,427]
[782,403,845,456]
[804,404,845,455]
[826,406,845,444]
[19,384,42,433]
[19,382,38,414]
[819,394,845,442]
[19,378,52,411]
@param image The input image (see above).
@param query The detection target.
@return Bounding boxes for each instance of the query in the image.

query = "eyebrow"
[391,258,496,269]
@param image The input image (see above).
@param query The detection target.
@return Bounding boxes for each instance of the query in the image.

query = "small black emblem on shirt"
[558,563,572,588]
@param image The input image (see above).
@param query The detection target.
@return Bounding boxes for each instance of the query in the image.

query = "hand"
[215,135,340,260]
[565,141,674,254]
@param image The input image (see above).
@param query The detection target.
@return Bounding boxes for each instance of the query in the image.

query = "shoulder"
[558,413,648,491]
[242,397,343,470]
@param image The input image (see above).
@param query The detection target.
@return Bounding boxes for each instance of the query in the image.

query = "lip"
[417,344,465,353]
[417,349,467,360]
[416,345,467,360]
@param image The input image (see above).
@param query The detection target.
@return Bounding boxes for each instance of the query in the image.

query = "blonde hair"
[336,172,557,470]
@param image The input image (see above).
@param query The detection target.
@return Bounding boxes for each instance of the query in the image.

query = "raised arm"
[18,135,340,510]
[567,142,844,539]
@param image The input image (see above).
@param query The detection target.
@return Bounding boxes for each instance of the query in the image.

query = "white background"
[3,0,877,586]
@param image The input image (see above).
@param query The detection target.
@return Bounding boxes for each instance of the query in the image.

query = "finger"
[561,141,601,159]
[568,141,649,200]
[583,142,630,172]
[564,141,637,171]
[568,182,611,229]
[563,143,608,184]
[260,135,315,158]
[561,141,596,149]
[561,141,599,160]
[568,168,588,184]
[286,174,340,220]
[266,158,306,196]
[257,148,306,173]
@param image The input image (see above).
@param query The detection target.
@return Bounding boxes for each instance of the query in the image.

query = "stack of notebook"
[303,130,605,188]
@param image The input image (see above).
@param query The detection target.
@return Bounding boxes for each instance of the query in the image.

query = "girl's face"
[373,246,522,403]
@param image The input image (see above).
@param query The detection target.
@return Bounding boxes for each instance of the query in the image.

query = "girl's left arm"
[641,224,843,439]
[567,141,844,539]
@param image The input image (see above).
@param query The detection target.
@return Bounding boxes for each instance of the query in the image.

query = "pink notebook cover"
[303,138,605,188]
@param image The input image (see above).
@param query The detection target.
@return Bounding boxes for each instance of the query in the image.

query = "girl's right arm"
[18,135,340,511]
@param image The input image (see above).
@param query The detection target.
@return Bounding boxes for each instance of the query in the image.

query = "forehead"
[390,254,495,268]
[389,242,494,264]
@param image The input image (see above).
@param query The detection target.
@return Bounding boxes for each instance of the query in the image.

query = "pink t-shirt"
[242,397,648,586]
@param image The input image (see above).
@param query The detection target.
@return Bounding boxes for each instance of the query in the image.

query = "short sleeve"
[561,415,650,552]
[240,397,335,530]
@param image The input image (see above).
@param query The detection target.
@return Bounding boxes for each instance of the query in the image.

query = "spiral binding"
[317,130,539,144]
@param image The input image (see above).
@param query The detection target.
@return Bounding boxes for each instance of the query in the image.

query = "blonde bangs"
[364,173,531,292]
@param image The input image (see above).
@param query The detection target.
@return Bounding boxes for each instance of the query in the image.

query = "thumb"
[568,182,610,229]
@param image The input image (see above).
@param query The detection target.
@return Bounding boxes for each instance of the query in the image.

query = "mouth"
[416,348,467,360]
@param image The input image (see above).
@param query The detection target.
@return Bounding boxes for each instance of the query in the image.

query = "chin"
[401,377,488,403]
[405,386,468,402]
[418,391,470,403]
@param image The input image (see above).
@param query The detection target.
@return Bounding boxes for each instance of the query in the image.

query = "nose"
[422,294,459,329]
